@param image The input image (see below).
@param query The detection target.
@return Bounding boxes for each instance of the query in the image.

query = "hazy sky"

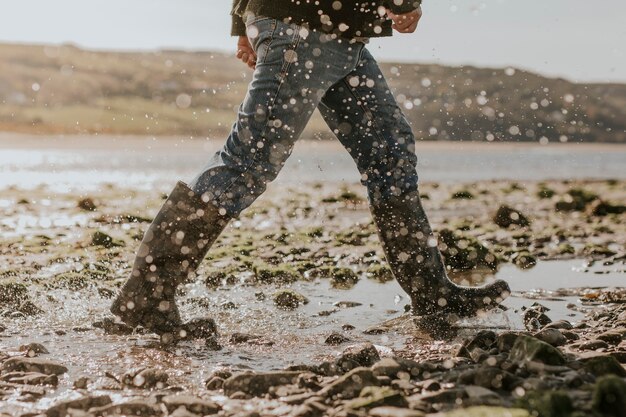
[2,0,624,82]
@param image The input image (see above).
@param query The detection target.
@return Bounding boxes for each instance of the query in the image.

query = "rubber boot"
[110,181,230,342]
[370,193,510,320]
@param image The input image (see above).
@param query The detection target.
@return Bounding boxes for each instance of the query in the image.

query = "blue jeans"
[190,16,419,217]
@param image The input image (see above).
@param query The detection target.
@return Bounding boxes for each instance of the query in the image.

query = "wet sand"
[1,173,625,416]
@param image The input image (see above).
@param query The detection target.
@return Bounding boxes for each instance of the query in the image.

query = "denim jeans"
[190,16,419,217]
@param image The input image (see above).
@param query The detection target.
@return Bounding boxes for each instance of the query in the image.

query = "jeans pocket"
[246,18,276,64]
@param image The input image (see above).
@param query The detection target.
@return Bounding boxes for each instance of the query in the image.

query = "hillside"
[0,42,624,142]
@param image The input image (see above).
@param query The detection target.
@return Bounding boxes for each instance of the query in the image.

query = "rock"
[273,289,309,310]
[0,372,58,386]
[92,317,135,335]
[345,386,408,409]
[325,332,350,346]
[465,330,497,352]
[555,188,598,212]
[333,301,362,308]
[579,340,609,351]
[582,355,626,377]
[307,266,359,289]
[523,308,552,330]
[597,331,623,345]
[73,376,90,389]
[77,197,97,211]
[2,357,68,375]
[371,358,403,378]
[512,251,537,269]
[19,343,49,356]
[121,367,169,389]
[45,395,112,417]
[508,335,566,366]
[496,332,520,352]
[592,375,626,417]
[161,395,221,415]
[369,406,425,417]
[91,231,125,248]
[494,205,530,228]
[336,343,381,372]
[205,376,224,390]
[458,367,521,391]
[433,407,530,417]
[90,399,163,416]
[223,371,302,396]
[588,199,626,216]
[543,320,573,330]
[318,367,380,399]
[534,328,567,347]
[518,390,573,417]
[229,333,262,344]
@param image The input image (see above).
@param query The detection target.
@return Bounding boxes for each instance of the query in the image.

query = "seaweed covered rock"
[582,355,626,377]
[0,279,39,316]
[91,231,125,248]
[508,335,566,366]
[588,199,626,216]
[493,205,530,228]
[438,229,499,272]
[555,188,598,212]
[2,357,68,375]
[517,390,573,417]
[223,371,301,397]
[253,263,301,284]
[307,266,360,289]
[592,375,626,417]
[273,289,309,310]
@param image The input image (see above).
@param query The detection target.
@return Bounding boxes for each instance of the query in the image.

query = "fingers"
[236,45,257,70]
[386,7,422,34]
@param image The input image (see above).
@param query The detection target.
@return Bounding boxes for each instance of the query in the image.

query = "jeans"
[190,16,419,217]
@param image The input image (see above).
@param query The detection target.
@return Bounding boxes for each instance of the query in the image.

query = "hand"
[236,36,257,70]
[386,7,422,34]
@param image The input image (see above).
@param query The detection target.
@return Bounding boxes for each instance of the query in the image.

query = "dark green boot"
[370,193,510,320]
[110,181,230,342]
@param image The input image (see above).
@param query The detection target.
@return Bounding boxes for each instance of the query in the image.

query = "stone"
[493,205,530,228]
[597,331,623,345]
[345,386,407,409]
[205,376,224,390]
[45,395,112,417]
[432,406,530,417]
[518,390,573,417]
[582,355,626,377]
[91,231,124,248]
[318,367,379,399]
[579,340,609,351]
[0,372,58,386]
[325,332,350,346]
[534,328,567,347]
[223,371,302,396]
[496,332,520,352]
[90,400,163,416]
[543,320,573,330]
[335,343,381,372]
[508,335,566,366]
[592,375,626,417]
[121,367,169,389]
[161,395,221,415]
[273,289,309,310]
[92,317,135,335]
[371,358,403,378]
[2,357,68,375]
[369,406,425,417]
[524,309,552,330]
[458,367,521,391]
[18,343,49,356]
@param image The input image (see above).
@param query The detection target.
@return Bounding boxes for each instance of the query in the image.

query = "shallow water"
[1,257,624,414]
[1,134,625,192]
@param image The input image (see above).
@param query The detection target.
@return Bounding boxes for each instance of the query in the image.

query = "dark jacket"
[231,0,421,39]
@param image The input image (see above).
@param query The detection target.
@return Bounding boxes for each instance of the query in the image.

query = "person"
[110,0,511,343]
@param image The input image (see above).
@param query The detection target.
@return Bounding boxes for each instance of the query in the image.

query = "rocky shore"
[0,179,624,416]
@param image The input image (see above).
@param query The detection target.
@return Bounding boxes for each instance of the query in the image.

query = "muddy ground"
[0,179,625,416]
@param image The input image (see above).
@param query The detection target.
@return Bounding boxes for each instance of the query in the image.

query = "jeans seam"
[214,25,302,210]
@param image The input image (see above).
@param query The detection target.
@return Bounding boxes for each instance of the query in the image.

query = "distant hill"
[0,42,624,142]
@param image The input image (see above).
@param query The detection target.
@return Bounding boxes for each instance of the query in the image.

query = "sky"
[1,0,624,83]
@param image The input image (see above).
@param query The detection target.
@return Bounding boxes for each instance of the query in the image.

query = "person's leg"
[111,18,366,341]
[318,48,510,320]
